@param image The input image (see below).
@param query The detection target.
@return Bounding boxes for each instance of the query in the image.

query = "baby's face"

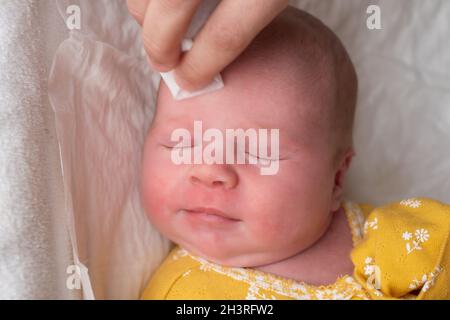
[141,65,339,267]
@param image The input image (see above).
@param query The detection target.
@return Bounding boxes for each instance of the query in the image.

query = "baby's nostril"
[212,181,224,187]
[190,176,200,184]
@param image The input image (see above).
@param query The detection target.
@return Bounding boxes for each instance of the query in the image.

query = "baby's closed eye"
[160,142,194,149]
[245,151,279,166]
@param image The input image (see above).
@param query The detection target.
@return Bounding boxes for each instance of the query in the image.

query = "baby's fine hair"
[230,6,358,163]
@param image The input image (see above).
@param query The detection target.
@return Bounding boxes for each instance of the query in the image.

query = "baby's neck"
[253,207,354,286]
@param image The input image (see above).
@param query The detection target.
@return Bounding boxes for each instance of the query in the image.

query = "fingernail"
[174,71,204,92]
[146,56,173,72]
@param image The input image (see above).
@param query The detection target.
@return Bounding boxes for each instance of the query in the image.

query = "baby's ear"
[331,148,355,212]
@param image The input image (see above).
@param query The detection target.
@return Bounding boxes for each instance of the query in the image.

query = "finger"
[174,0,289,91]
[127,0,151,25]
[142,0,203,72]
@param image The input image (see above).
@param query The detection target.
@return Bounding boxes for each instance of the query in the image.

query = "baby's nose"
[189,164,238,190]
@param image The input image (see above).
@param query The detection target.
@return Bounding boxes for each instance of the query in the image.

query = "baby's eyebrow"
[246,118,278,131]
[152,117,191,132]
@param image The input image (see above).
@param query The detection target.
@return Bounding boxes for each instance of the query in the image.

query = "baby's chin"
[174,237,299,268]
[171,237,245,266]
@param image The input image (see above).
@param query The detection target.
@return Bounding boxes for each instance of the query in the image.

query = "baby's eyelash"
[160,144,193,150]
[160,146,284,163]
[245,152,280,163]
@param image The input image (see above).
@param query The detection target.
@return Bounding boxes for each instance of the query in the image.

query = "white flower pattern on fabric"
[363,257,374,276]
[408,266,443,292]
[402,232,413,241]
[247,284,278,300]
[415,229,429,243]
[400,198,422,209]
[343,201,366,244]
[172,248,188,261]
[364,217,378,234]
[177,246,366,300]
[363,256,382,295]
[403,228,430,254]
[182,270,192,277]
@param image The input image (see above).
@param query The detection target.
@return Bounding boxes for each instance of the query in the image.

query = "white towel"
[0,0,77,299]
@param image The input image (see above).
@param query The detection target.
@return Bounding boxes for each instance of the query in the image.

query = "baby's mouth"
[183,207,241,222]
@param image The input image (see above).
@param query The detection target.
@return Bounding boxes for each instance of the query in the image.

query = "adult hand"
[127,0,289,91]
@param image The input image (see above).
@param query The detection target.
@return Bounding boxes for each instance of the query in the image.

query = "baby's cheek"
[247,184,307,246]
[140,161,171,222]
[250,210,287,244]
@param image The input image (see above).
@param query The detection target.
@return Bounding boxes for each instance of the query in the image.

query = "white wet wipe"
[159,39,224,101]
[158,0,224,101]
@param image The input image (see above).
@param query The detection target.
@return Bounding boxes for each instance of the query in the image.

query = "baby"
[139,6,450,300]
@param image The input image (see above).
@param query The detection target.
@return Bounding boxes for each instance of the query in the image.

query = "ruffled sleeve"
[350,198,450,299]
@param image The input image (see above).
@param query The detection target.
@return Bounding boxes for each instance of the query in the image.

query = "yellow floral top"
[141,198,450,300]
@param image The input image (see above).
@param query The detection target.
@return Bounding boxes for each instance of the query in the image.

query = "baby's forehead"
[155,68,330,149]
[159,73,291,122]
[158,49,334,123]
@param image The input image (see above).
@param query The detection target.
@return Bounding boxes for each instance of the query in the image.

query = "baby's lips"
[184,206,240,221]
